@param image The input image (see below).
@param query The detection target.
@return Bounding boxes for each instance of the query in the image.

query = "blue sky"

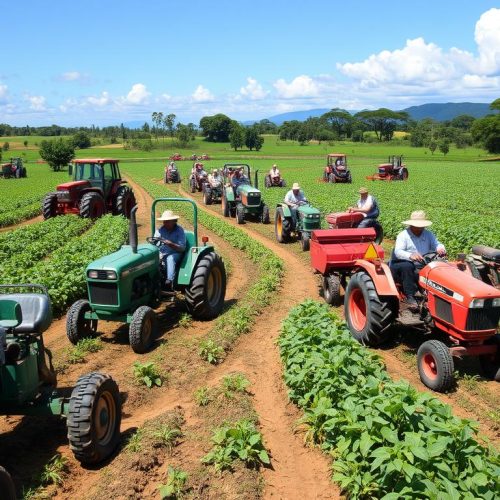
[1,0,499,126]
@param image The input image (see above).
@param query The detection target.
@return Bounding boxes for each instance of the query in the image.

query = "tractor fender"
[177,245,215,286]
[223,186,235,202]
[79,187,105,199]
[353,260,399,297]
[277,203,292,218]
[110,180,126,197]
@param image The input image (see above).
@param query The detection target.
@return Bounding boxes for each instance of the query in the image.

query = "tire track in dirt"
[0,214,43,232]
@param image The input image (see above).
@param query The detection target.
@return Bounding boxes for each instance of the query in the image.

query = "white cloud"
[273,75,319,98]
[0,83,7,102]
[192,85,215,102]
[26,95,46,111]
[475,8,500,73]
[87,91,110,107]
[124,83,150,105]
[240,77,268,100]
[61,71,83,81]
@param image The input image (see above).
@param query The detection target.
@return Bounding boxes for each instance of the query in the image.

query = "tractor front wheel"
[203,187,212,205]
[222,195,230,217]
[344,272,396,346]
[328,173,336,183]
[236,205,245,224]
[67,372,121,465]
[300,232,310,251]
[479,335,500,381]
[261,204,270,224]
[114,186,136,218]
[0,466,15,500]
[190,177,196,193]
[129,306,157,354]
[323,274,342,306]
[275,207,292,243]
[417,340,454,392]
[400,168,409,180]
[80,192,106,219]
[185,252,226,320]
[346,172,352,183]
[66,299,98,345]
[42,193,58,220]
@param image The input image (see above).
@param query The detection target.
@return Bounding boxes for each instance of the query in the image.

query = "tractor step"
[397,309,425,326]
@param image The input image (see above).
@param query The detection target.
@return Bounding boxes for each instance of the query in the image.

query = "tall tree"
[229,124,245,151]
[199,114,233,142]
[245,127,264,151]
[164,113,176,138]
[39,139,75,171]
[320,108,353,139]
[355,109,409,141]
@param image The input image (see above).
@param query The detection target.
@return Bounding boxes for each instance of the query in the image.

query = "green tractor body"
[275,202,321,251]
[221,164,270,224]
[67,198,226,353]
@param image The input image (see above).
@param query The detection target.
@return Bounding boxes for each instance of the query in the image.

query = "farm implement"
[221,164,270,224]
[0,158,27,179]
[275,201,321,251]
[43,159,136,220]
[310,228,500,392]
[326,211,384,244]
[323,153,352,183]
[367,155,408,181]
[66,198,226,354]
[466,245,500,289]
[0,284,122,494]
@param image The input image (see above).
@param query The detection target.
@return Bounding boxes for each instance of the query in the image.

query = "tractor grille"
[465,307,500,331]
[89,282,118,306]
[246,193,261,207]
[435,296,453,323]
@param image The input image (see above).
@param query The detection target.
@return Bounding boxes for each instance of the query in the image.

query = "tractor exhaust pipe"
[129,205,138,254]
[254,169,259,189]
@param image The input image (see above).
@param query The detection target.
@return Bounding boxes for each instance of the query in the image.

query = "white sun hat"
[157,210,179,221]
[402,210,432,227]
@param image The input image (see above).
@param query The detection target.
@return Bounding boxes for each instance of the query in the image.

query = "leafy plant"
[199,340,225,364]
[178,312,192,328]
[158,467,188,499]
[152,425,182,451]
[222,373,250,394]
[67,337,103,364]
[194,386,212,406]
[124,429,143,453]
[133,361,163,388]
[39,454,68,486]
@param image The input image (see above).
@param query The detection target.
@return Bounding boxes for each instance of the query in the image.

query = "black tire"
[0,466,15,500]
[42,193,58,220]
[190,177,196,193]
[417,340,454,392]
[346,172,352,183]
[66,299,98,345]
[222,194,230,217]
[203,187,212,205]
[323,274,342,306]
[300,232,310,251]
[479,335,500,381]
[344,272,396,346]
[80,192,106,219]
[281,179,286,187]
[129,306,157,354]
[328,173,335,183]
[236,204,245,224]
[261,204,270,224]
[185,252,226,320]
[275,207,291,243]
[400,168,409,180]
[67,372,121,465]
[113,185,136,218]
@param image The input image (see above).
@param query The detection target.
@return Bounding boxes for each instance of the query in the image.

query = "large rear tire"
[113,186,136,218]
[374,223,384,245]
[400,168,409,180]
[66,299,98,345]
[323,274,342,306]
[417,340,454,392]
[185,252,226,320]
[328,173,335,183]
[67,372,121,465]
[203,187,212,205]
[42,193,58,220]
[344,272,396,346]
[129,306,157,354]
[80,192,106,219]
[222,194,230,217]
[0,466,15,500]
[275,207,292,243]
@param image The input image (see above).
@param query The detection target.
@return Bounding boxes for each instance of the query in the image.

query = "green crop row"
[0,215,129,312]
[278,300,499,499]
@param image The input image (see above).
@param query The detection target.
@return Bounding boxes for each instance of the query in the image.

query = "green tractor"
[66,198,226,354]
[274,201,322,251]
[0,284,122,496]
[221,164,270,225]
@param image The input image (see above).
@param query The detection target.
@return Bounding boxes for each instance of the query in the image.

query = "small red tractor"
[0,158,27,179]
[310,228,500,392]
[170,153,183,161]
[323,153,352,183]
[367,155,408,181]
[265,173,286,188]
[326,211,384,244]
[466,245,500,289]
[190,153,210,161]
[42,159,136,220]
[189,163,209,193]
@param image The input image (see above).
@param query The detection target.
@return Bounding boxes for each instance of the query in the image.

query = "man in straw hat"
[154,210,186,291]
[348,187,380,228]
[390,210,446,308]
[269,164,280,181]
[284,182,308,223]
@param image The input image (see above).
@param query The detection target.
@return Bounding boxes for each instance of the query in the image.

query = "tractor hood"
[237,184,261,207]
[298,205,320,217]
[57,180,89,191]
[237,184,260,196]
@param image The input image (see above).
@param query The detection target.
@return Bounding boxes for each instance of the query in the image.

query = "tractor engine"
[419,261,500,340]
[297,205,321,231]
[238,185,261,208]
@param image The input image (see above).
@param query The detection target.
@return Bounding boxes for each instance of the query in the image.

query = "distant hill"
[400,102,495,121]
[244,108,330,126]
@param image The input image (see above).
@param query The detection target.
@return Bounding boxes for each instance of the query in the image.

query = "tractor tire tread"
[66,299,96,345]
[129,306,156,354]
[417,340,454,392]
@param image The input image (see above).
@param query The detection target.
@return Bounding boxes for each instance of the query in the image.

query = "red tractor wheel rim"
[422,353,438,380]
[349,288,367,331]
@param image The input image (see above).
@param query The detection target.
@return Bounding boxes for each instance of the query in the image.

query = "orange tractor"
[170,153,183,161]
[323,153,352,183]
[42,159,135,220]
[367,155,408,181]
[310,228,500,392]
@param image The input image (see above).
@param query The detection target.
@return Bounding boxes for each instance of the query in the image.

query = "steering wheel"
[422,252,447,265]
[147,237,163,246]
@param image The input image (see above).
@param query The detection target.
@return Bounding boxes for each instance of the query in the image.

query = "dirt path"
[0,214,43,232]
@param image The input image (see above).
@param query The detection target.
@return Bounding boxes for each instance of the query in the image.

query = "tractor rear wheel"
[300,232,310,251]
[275,207,292,243]
[66,299,98,345]
[328,173,336,183]
[80,192,106,219]
[113,186,136,218]
[0,466,15,500]
[400,168,409,180]
[346,172,352,183]
[67,372,121,465]
[42,193,58,220]
[280,179,286,187]
[417,340,454,392]
[185,252,226,320]
[190,177,196,193]
[479,335,500,381]
[203,187,212,205]
[374,223,384,245]
[467,255,490,285]
[323,274,342,306]
[261,204,270,224]
[129,306,157,354]
[222,195,230,217]
[344,272,396,346]
[236,205,245,224]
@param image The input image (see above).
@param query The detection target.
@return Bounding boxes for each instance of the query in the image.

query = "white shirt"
[284,189,307,205]
[356,195,373,218]
[394,228,445,261]
[270,168,280,177]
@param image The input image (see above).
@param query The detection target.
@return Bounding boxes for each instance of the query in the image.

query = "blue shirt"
[394,228,445,261]
[154,224,186,257]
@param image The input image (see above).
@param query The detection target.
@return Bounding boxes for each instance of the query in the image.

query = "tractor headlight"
[106,270,117,280]
[469,298,485,308]
[88,270,99,279]
[492,298,500,307]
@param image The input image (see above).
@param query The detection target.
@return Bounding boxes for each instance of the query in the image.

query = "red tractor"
[310,228,500,392]
[367,155,408,181]
[189,163,208,193]
[42,159,136,220]
[466,245,500,289]
[323,153,352,183]
[200,153,210,161]
[170,153,183,161]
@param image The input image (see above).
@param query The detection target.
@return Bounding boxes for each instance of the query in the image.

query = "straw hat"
[292,182,300,190]
[272,164,278,168]
[157,210,179,221]
[402,210,432,227]
[358,187,368,194]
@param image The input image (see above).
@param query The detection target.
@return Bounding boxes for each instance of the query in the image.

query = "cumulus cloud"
[26,95,46,111]
[240,77,268,100]
[87,91,110,107]
[273,75,319,98]
[192,85,215,102]
[475,8,500,73]
[124,83,150,105]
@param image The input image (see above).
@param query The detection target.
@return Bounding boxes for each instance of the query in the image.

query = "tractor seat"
[472,245,500,263]
[0,294,52,333]
[0,300,23,329]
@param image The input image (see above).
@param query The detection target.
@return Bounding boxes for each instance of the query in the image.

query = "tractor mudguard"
[353,260,399,297]
[177,245,215,286]
[223,186,235,202]
[277,203,292,218]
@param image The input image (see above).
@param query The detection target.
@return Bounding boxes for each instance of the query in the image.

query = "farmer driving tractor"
[208,168,222,187]
[269,164,280,180]
[284,182,308,223]
[390,210,446,309]
[348,187,380,228]
[231,168,248,190]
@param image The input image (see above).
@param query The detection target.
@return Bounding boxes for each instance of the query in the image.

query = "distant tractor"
[170,153,183,161]
[189,163,209,193]
[0,284,122,478]
[275,201,321,251]
[164,163,181,184]
[367,155,408,181]
[0,158,27,179]
[221,164,270,224]
[202,178,223,205]
[323,153,352,183]
[466,245,500,289]
[66,199,227,354]
[265,172,286,188]
[42,159,136,220]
